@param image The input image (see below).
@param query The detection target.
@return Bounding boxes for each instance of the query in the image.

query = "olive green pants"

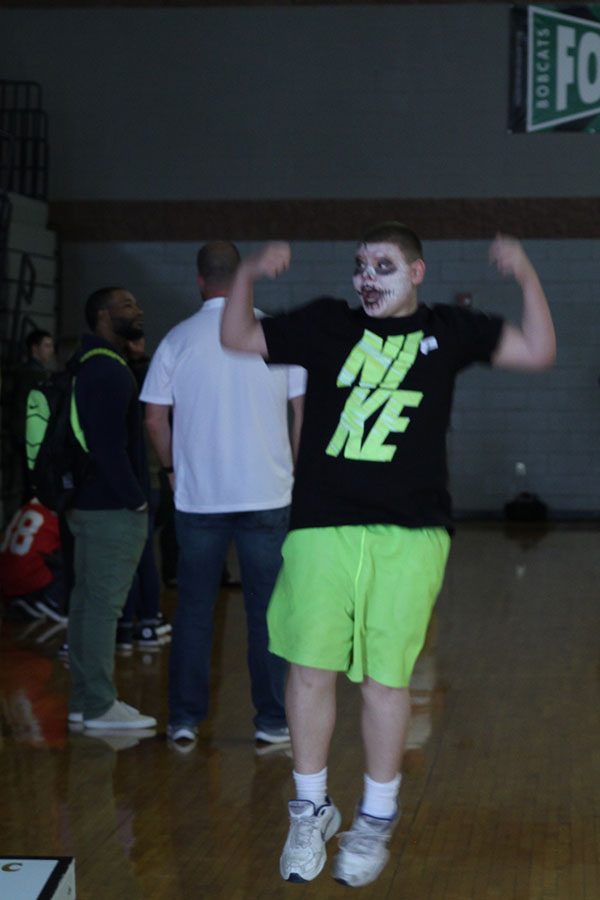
[67,508,147,719]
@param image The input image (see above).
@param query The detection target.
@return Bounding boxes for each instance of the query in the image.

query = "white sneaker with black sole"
[280,798,341,883]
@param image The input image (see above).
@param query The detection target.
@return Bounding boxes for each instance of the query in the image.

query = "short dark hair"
[360,222,424,263]
[196,241,240,287]
[25,329,52,355]
[85,286,122,331]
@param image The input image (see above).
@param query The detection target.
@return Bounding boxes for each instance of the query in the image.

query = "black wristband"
[162,465,174,474]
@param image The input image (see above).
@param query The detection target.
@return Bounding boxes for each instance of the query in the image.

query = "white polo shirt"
[140,298,306,513]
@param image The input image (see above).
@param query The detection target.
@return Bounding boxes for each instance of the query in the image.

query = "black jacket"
[72,334,147,511]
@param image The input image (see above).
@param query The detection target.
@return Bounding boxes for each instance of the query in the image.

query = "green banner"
[510,4,600,132]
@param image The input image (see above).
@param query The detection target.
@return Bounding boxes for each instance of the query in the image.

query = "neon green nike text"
[327,328,424,461]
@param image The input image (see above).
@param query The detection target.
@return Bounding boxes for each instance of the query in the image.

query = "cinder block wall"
[62,237,600,518]
[2,5,599,200]
[3,3,599,517]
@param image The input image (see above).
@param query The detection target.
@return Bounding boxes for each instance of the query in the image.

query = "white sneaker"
[84,700,157,730]
[280,798,341,883]
[331,809,397,887]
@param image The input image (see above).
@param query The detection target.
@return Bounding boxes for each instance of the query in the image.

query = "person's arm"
[145,402,175,489]
[221,242,291,357]
[489,234,556,371]
[289,394,305,465]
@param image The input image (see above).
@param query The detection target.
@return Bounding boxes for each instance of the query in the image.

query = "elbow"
[530,342,557,371]
[536,320,557,369]
[220,320,263,356]
[220,333,235,351]
[542,347,557,369]
[537,334,557,369]
[524,323,557,371]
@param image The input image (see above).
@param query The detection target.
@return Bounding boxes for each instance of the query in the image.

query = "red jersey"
[0,499,60,598]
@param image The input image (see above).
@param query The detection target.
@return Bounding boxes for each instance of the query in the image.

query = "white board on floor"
[0,857,75,899]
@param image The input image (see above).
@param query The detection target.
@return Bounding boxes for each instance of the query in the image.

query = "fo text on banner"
[509,4,600,133]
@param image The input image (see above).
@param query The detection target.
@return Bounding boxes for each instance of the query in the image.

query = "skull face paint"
[352,242,418,318]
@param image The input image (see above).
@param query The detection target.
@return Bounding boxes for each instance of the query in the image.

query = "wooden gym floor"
[1,523,599,900]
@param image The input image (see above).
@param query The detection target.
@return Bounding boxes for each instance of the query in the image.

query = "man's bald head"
[196,241,241,298]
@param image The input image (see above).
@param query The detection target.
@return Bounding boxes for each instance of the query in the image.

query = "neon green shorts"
[267,524,450,688]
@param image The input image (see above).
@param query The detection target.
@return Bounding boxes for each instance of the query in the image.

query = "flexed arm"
[221,241,291,357]
[490,235,556,371]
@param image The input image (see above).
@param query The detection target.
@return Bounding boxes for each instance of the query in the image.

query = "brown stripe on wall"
[49,198,600,242]
[1,1,519,7]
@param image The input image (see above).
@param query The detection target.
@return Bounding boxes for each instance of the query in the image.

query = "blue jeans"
[170,506,289,730]
[120,489,161,625]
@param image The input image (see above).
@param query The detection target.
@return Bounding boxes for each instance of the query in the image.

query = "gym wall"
[2,3,598,516]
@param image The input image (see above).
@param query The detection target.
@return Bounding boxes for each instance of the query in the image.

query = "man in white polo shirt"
[142,240,305,748]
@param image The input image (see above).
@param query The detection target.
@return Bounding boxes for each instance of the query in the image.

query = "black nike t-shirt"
[262,298,504,531]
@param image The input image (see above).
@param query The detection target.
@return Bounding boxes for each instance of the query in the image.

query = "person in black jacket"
[66,287,157,731]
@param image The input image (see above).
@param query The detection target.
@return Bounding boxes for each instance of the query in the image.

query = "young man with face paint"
[221,222,556,888]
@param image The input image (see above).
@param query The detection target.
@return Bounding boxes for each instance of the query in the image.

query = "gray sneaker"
[332,809,397,887]
[166,723,198,752]
[84,700,157,730]
[280,798,341,883]
[255,725,290,744]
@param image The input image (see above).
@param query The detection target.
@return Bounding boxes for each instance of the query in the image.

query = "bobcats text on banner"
[509,4,600,133]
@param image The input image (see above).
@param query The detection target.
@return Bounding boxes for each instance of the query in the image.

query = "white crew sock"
[361,773,402,819]
[293,767,328,808]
